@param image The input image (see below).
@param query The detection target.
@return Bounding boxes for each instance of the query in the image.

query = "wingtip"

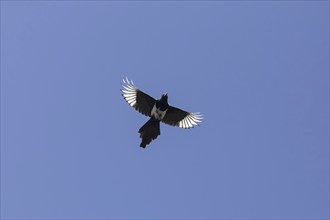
[122,77,135,86]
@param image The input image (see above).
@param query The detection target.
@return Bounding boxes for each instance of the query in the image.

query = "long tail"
[138,118,161,148]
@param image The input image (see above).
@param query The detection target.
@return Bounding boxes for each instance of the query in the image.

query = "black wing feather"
[162,106,203,129]
[121,78,156,117]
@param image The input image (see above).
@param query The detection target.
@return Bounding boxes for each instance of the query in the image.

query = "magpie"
[121,78,203,148]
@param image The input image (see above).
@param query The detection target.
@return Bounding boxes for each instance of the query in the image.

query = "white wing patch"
[121,77,137,107]
[178,112,203,129]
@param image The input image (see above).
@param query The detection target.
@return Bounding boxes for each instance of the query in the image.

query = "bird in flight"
[121,78,203,148]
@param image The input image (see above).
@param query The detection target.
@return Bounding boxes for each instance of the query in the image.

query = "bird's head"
[161,93,168,101]
[159,93,169,106]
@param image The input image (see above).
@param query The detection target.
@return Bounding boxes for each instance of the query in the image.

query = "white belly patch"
[151,105,167,120]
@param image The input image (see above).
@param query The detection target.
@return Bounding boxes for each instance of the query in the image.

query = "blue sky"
[1,1,329,219]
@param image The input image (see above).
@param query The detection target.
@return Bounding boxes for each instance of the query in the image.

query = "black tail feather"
[138,118,160,148]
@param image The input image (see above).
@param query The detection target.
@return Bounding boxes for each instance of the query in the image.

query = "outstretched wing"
[162,106,203,129]
[121,78,156,117]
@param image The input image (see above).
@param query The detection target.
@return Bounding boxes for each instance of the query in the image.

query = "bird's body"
[121,78,202,148]
[150,95,169,120]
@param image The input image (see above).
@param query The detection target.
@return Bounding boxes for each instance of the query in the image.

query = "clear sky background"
[1,1,329,219]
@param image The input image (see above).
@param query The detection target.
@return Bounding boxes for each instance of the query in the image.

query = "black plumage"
[121,78,202,148]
